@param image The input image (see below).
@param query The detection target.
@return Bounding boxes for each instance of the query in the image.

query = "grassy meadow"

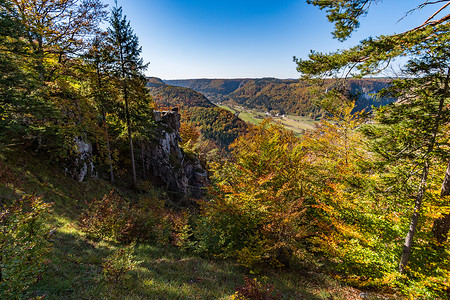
[218,104,316,135]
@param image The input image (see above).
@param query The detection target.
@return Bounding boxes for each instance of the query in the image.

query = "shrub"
[79,189,175,244]
[79,190,132,242]
[233,277,281,300]
[0,195,52,298]
[102,243,140,284]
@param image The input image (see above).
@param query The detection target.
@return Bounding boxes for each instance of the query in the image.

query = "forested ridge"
[166,77,393,119]
[147,78,248,149]
[1,0,450,299]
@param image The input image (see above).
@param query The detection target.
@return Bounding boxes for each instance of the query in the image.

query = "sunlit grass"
[218,104,318,135]
[1,146,397,300]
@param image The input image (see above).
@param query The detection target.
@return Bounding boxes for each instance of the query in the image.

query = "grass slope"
[0,146,396,299]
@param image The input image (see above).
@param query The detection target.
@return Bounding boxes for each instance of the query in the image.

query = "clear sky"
[100,0,441,79]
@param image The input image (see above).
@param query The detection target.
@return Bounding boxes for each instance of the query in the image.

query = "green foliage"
[306,0,377,41]
[297,1,450,297]
[102,242,140,284]
[0,195,52,298]
[187,107,248,148]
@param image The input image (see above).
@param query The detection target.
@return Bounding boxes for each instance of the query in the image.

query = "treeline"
[165,78,244,102]
[147,80,215,109]
[0,0,153,186]
[166,77,393,118]
[224,78,392,119]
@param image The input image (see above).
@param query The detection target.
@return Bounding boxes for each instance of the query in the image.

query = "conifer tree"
[107,2,149,187]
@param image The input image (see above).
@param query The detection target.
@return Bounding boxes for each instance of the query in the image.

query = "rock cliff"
[145,108,208,202]
[67,108,207,203]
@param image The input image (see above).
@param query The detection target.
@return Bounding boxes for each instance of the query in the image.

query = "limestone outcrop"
[68,136,96,182]
[144,108,207,201]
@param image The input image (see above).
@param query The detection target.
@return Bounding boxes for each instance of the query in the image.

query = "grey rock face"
[70,136,96,182]
[144,108,208,201]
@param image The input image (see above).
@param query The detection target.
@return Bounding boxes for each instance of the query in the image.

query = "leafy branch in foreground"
[0,195,52,298]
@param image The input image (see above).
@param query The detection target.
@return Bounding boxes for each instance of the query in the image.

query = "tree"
[84,34,118,183]
[361,48,450,272]
[194,121,309,268]
[8,0,106,82]
[107,2,149,187]
[296,0,450,274]
[1,0,107,154]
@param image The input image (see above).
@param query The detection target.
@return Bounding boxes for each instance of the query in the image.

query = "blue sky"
[101,0,441,79]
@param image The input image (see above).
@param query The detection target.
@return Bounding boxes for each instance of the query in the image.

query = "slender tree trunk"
[96,61,115,183]
[432,161,450,243]
[141,141,146,180]
[399,67,450,272]
[102,110,115,183]
[118,39,137,187]
[123,84,137,186]
[399,161,429,273]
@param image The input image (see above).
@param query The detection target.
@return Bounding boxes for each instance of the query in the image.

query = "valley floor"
[218,104,316,135]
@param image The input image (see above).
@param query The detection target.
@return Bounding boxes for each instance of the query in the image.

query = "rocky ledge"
[144,108,208,203]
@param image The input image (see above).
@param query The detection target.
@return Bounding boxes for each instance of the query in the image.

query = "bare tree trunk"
[98,65,114,183]
[123,84,137,187]
[399,161,429,273]
[141,142,146,180]
[103,114,115,183]
[432,161,450,243]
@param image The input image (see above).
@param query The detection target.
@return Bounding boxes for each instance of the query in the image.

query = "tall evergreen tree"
[107,2,149,187]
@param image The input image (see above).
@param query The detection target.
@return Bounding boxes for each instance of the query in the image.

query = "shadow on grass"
[33,230,339,300]
[105,244,329,300]
[32,229,111,299]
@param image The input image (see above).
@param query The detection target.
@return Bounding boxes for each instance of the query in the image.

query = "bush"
[102,243,140,284]
[0,195,52,298]
[79,189,178,244]
[79,190,133,242]
[192,122,309,269]
[233,277,281,300]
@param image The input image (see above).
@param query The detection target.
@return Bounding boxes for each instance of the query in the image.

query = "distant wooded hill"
[147,77,247,148]
[164,78,393,119]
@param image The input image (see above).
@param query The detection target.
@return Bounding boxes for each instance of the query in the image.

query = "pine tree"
[107,2,149,187]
